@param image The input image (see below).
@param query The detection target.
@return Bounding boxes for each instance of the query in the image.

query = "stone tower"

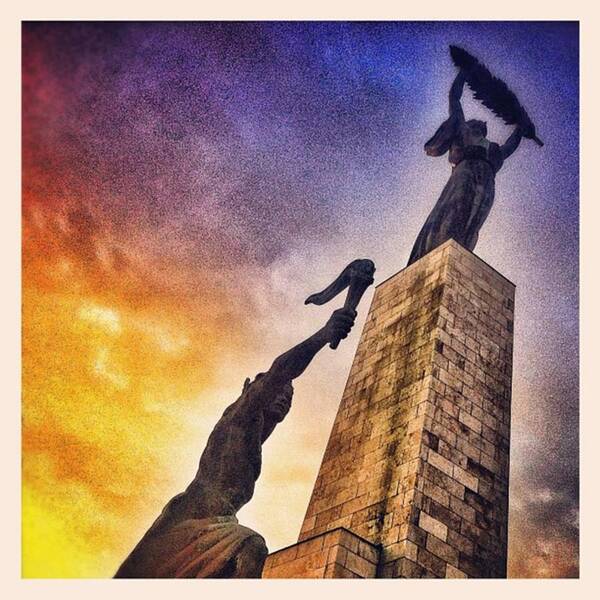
[263,240,514,578]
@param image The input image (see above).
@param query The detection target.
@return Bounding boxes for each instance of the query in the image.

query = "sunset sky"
[22,21,578,578]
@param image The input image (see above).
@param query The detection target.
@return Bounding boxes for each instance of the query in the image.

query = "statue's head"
[243,374,293,423]
[266,381,293,423]
[466,119,487,142]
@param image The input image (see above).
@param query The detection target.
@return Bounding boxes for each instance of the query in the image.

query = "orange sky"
[21,195,361,577]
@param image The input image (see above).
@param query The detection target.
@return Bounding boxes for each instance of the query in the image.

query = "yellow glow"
[93,347,128,389]
[21,233,227,576]
[78,303,122,335]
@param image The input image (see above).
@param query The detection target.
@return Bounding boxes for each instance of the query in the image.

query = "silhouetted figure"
[408,71,523,266]
[115,260,375,578]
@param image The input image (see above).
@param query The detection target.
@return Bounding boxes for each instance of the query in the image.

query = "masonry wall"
[263,528,379,578]
[296,240,514,578]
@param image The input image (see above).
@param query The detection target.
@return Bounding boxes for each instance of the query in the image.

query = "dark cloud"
[22,22,415,269]
[509,483,579,577]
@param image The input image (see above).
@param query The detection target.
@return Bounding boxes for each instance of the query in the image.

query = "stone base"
[262,528,379,578]
[295,240,514,578]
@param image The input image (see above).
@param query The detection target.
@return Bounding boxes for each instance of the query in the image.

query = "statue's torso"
[449,127,503,174]
[193,385,267,515]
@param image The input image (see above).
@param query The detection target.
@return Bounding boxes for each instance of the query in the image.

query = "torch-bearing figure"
[115,260,374,578]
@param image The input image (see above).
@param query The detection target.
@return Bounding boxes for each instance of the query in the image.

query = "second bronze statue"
[114,259,375,579]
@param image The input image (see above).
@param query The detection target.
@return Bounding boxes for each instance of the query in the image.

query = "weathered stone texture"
[296,240,514,578]
[262,528,379,578]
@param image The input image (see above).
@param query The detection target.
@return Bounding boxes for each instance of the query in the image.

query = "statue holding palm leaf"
[408,46,543,266]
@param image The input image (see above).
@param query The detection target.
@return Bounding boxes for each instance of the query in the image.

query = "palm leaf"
[450,45,543,146]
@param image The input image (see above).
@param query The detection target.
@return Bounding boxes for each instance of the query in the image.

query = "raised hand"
[322,307,357,349]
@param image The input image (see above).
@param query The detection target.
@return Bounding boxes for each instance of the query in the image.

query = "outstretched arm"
[265,308,356,386]
[500,126,523,160]
[449,72,466,121]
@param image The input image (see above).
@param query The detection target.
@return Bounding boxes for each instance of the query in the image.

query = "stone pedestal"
[262,528,379,578]
[263,239,514,578]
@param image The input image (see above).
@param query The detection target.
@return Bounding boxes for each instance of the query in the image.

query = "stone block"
[345,551,376,577]
[427,448,455,476]
[426,533,459,566]
[417,547,447,578]
[418,511,448,542]
[447,528,475,555]
[263,528,379,579]
[453,464,479,492]
[422,479,450,508]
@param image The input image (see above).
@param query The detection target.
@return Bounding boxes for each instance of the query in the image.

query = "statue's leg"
[408,167,468,265]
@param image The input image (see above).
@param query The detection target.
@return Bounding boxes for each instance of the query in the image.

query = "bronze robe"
[408,115,504,266]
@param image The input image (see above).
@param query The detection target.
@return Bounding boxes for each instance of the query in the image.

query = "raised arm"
[265,308,356,386]
[449,72,466,121]
[425,72,466,157]
[500,126,523,160]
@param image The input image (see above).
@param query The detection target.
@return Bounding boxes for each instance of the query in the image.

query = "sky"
[22,21,579,578]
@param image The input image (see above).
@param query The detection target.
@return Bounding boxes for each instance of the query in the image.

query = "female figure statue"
[407,72,523,266]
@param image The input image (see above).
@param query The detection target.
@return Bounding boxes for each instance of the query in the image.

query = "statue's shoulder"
[219,379,266,424]
[425,115,462,158]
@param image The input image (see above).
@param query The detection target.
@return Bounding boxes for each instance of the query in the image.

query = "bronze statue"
[114,260,375,578]
[407,46,542,266]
